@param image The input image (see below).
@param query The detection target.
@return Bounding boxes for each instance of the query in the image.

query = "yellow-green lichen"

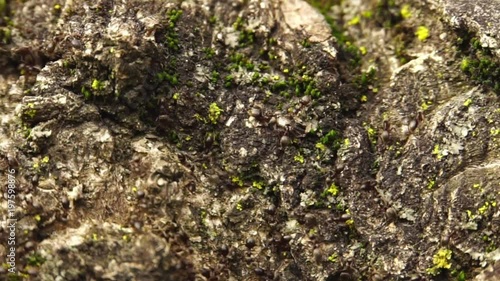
[294,153,305,164]
[421,100,433,111]
[342,138,351,148]
[461,58,471,72]
[473,183,483,192]
[347,16,360,26]
[400,4,411,19]
[315,142,326,151]
[323,183,339,197]
[491,128,500,136]
[427,248,452,276]
[427,179,436,189]
[208,103,223,124]
[91,79,105,91]
[432,144,442,159]
[415,26,430,41]
[252,181,264,190]
[24,103,37,119]
[327,253,338,263]
[193,113,207,123]
[33,156,50,171]
[231,176,243,187]
[359,46,367,55]
[236,202,243,211]
[41,156,49,163]
[477,202,490,215]
[361,10,372,18]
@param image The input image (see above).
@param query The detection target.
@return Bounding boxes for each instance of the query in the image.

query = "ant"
[247,95,311,147]
[378,112,425,149]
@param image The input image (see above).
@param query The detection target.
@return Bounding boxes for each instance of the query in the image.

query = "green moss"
[471,37,482,50]
[307,0,366,69]
[456,271,466,281]
[210,70,219,83]
[231,16,255,48]
[167,130,181,144]
[319,130,342,151]
[306,0,337,14]
[164,9,183,51]
[457,36,500,93]
[355,67,377,88]
[166,9,183,26]
[233,17,244,31]
[156,71,179,85]
[374,0,403,28]
[460,56,500,93]
[300,38,312,48]
[0,0,5,15]
[81,86,92,99]
[224,75,235,88]
[238,29,255,47]
[251,72,261,82]
[343,42,362,67]
[209,16,217,25]
[264,67,322,98]
[0,26,11,44]
[203,47,215,59]
[7,273,28,281]
[229,52,254,70]
[26,252,46,267]
[272,80,287,92]
[166,34,180,50]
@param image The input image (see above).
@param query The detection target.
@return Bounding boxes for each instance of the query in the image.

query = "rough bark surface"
[0,0,499,280]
